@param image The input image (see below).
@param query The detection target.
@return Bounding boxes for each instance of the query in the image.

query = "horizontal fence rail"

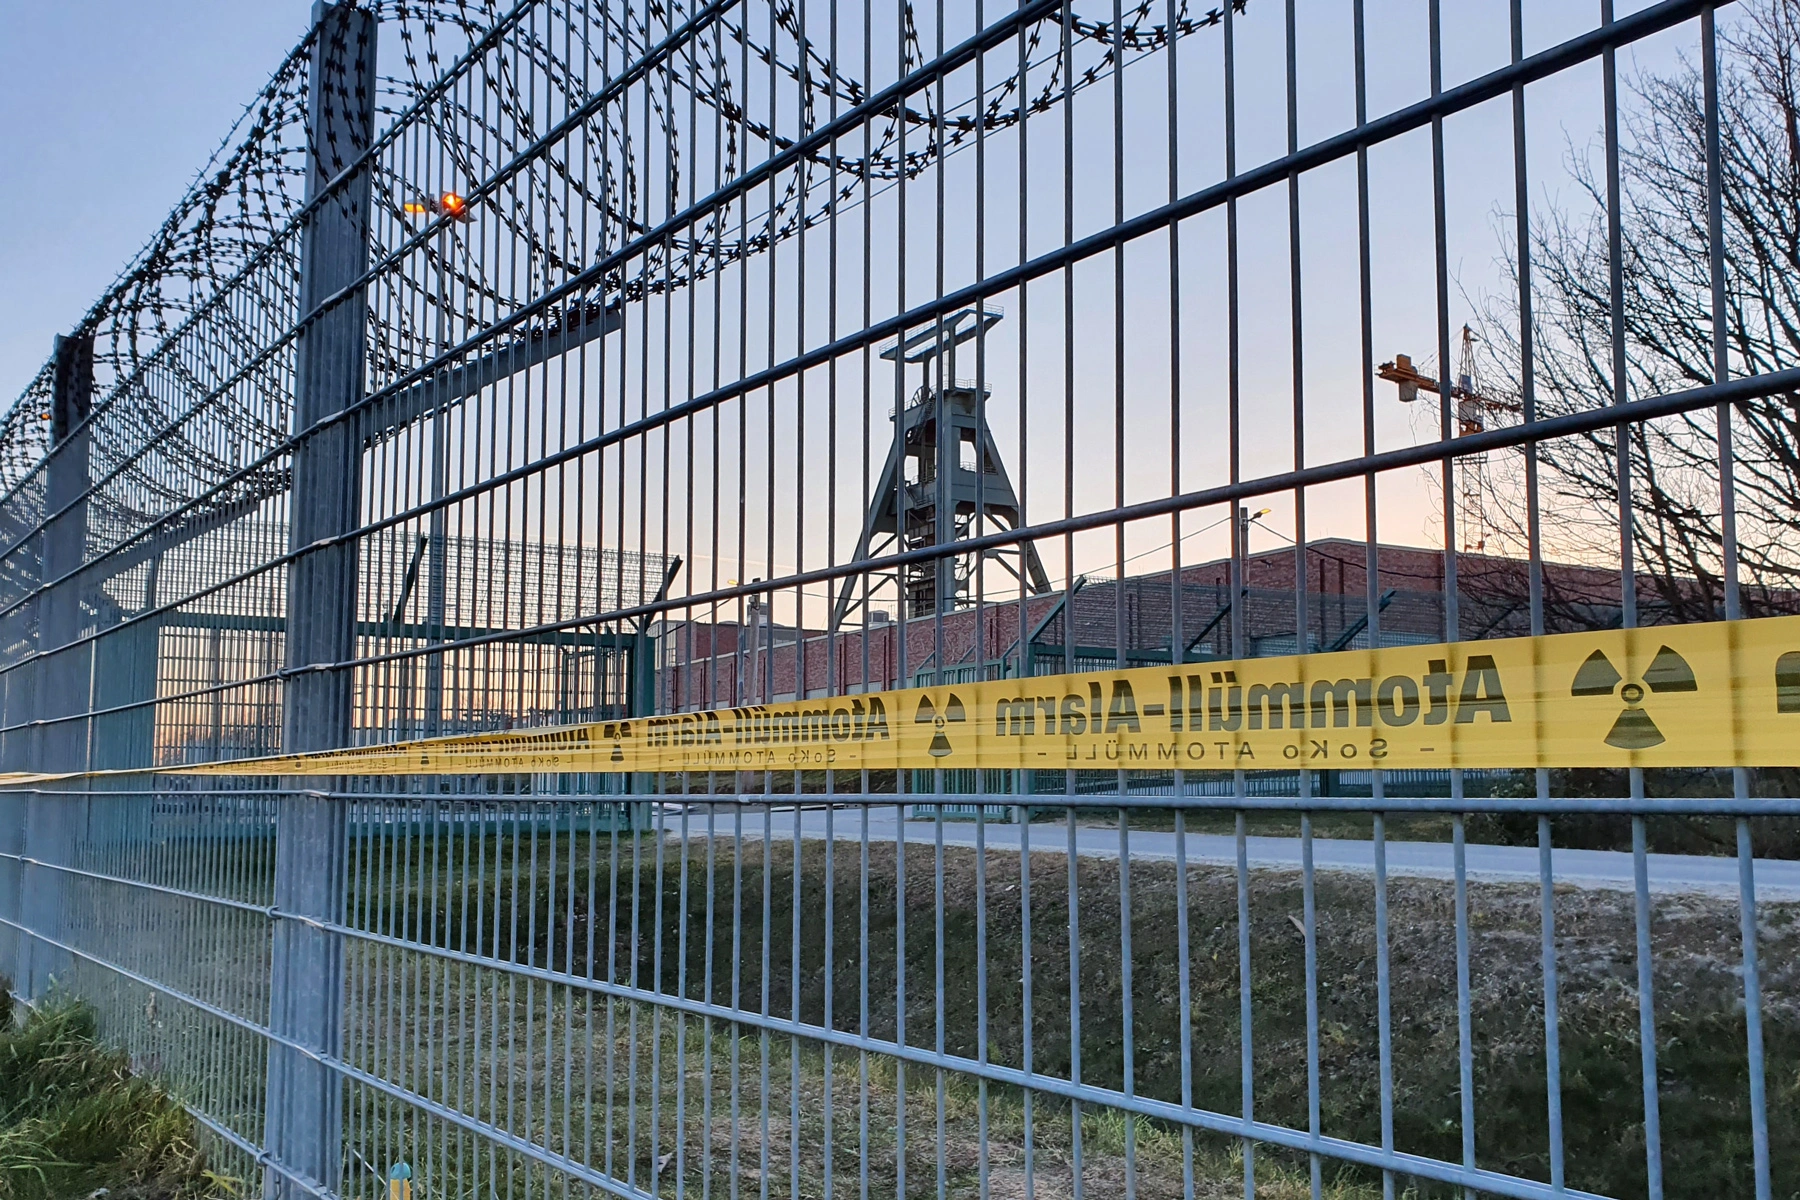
[3,1,1797,1198]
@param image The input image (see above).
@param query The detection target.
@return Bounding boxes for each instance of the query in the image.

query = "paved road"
[680,807,1800,900]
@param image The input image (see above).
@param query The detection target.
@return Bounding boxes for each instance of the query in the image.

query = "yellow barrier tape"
[139,613,1800,778]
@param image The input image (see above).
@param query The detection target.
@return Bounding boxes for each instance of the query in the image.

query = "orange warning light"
[402,193,472,221]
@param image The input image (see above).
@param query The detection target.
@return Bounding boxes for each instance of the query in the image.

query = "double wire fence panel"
[2,0,1797,1197]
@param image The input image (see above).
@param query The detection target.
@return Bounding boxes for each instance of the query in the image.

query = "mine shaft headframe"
[835,306,1052,628]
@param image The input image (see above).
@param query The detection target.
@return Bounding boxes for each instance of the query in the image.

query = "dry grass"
[337,988,1382,1200]
[337,825,1800,1197]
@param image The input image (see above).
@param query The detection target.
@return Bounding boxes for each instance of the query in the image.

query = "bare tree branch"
[1471,0,1800,628]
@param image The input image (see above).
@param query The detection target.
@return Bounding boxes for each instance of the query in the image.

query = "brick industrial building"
[657,538,1735,712]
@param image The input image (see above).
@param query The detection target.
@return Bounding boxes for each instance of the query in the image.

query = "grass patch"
[0,984,226,1200]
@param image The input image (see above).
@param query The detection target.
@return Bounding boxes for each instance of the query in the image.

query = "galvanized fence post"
[18,332,97,1001]
[264,4,375,1196]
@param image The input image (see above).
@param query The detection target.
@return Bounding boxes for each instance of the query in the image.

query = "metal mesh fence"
[3,1,1799,1197]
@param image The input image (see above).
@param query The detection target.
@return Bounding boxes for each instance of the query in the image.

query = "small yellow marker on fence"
[388,1162,413,1200]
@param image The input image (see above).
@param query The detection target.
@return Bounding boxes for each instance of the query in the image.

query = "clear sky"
[0,2,312,401]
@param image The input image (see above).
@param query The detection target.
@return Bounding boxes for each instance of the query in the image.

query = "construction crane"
[1378,324,1520,553]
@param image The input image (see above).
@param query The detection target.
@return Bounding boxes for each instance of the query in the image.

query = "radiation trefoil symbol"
[1570,645,1697,750]
[915,693,967,757]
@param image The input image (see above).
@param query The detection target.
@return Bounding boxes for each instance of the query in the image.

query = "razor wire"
[0,0,1249,558]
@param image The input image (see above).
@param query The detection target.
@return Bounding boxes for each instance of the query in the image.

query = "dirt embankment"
[401,826,1800,1198]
